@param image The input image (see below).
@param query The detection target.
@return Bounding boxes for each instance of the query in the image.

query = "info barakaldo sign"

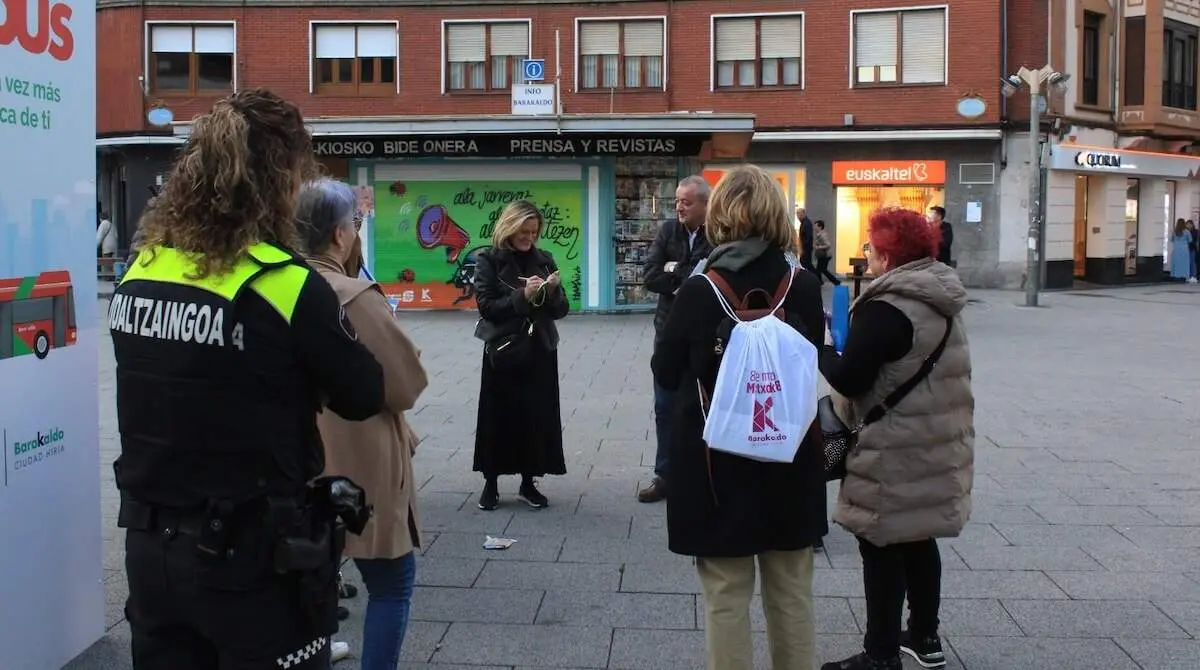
[831,160,947,186]
[313,134,706,159]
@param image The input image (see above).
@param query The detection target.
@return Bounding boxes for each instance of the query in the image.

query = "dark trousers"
[858,536,942,660]
[124,520,336,670]
[814,255,841,285]
[652,380,675,481]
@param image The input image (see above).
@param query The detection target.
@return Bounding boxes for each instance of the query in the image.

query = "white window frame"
[848,5,949,89]
[708,11,806,92]
[572,16,668,92]
[143,20,238,95]
[307,20,401,95]
[440,18,533,94]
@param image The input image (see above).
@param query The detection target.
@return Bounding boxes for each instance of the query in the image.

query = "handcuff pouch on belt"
[270,475,373,575]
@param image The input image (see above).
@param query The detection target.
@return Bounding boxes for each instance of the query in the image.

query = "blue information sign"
[522,59,545,82]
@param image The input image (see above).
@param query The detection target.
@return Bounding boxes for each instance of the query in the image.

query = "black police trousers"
[123,510,337,670]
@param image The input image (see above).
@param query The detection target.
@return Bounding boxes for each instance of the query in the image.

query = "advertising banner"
[371,179,584,310]
[0,0,105,668]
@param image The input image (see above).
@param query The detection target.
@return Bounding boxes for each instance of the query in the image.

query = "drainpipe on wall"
[555,28,563,135]
[1112,0,1122,145]
[1000,0,1009,169]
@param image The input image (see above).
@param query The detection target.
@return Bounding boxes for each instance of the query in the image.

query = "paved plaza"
[68,285,1200,670]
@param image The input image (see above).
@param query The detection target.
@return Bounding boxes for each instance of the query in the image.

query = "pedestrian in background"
[473,199,569,511]
[819,207,974,670]
[300,178,430,670]
[652,164,828,670]
[639,175,713,503]
[1170,219,1193,282]
[813,220,841,286]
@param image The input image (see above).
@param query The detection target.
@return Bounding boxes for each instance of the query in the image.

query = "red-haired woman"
[818,207,975,670]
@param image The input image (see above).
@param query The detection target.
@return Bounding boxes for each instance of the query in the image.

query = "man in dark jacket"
[638,175,712,503]
[930,206,954,266]
[796,205,815,273]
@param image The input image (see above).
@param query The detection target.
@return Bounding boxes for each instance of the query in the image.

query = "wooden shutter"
[490,22,528,56]
[581,22,619,55]
[900,10,945,83]
[447,24,486,62]
[715,18,756,61]
[759,16,802,59]
[624,20,663,57]
[854,13,897,67]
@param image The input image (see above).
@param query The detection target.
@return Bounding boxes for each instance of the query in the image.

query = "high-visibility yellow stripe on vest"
[121,242,309,323]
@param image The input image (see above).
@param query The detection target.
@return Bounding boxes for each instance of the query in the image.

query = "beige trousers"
[696,549,816,670]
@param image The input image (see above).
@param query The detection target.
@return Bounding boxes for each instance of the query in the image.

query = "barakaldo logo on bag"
[746,371,788,443]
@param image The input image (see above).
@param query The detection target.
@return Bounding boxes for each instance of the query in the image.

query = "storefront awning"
[95,135,184,147]
[754,128,1003,142]
[1049,143,1200,178]
[168,113,756,138]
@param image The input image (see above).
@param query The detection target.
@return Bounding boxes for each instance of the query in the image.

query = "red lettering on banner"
[0,0,76,61]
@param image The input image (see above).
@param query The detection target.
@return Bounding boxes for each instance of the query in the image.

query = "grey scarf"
[704,237,771,272]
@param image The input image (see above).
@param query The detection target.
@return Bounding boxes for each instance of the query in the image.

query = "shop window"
[578,19,664,90]
[713,14,804,89]
[1124,17,1146,106]
[148,23,235,95]
[834,184,945,275]
[1125,178,1140,276]
[1162,19,1198,110]
[445,21,530,92]
[1164,179,1177,268]
[1081,12,1102,106]
[614,158,679,307]
[852,8,945,86]
[313,24,397,96]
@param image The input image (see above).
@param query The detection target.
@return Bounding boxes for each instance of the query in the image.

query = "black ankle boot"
[518,477,548,509]
[478,478,499,511]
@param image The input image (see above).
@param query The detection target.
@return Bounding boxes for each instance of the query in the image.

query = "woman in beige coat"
[298,178,429,670]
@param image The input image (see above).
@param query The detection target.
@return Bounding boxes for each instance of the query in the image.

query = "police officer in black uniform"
[110,88,384,670]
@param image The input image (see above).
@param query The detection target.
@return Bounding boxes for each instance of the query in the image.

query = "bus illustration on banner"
[0,271,78,360]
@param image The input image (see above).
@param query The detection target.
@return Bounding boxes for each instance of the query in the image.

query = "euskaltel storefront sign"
[313,134,707,159]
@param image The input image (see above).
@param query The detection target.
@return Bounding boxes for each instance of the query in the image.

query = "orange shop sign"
[831,160,947,185]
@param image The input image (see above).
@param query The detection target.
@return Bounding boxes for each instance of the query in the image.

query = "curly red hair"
[867,207,942,267]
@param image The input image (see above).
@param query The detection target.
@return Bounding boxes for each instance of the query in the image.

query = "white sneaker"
[1189,277,1198,284]
[330,641,351,663]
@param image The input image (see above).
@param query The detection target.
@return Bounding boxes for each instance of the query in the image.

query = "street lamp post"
[1003,65,1069,307]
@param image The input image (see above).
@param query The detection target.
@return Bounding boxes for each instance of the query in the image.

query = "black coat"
[651,247,829,557]
[643,220,713,341]
[473,246,568,477]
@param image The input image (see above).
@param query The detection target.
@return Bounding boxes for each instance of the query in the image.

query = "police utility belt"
[118,476,373,574]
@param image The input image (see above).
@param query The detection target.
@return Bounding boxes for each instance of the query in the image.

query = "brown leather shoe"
[637,477,667,503]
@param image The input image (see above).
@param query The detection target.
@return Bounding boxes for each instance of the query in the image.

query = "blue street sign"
[522,59,545,82]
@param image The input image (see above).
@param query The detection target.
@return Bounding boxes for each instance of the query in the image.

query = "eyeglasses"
[351,214,363,232]
[862,243,872,254]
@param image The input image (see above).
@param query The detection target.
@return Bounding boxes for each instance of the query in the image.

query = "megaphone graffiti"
[416,205,471,263]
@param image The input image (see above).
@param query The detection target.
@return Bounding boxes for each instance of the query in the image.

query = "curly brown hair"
[135,88,319,278]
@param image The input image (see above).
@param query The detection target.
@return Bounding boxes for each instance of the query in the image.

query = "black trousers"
[814,255,841,285]
[857,536,942,660]
[124,515,337,670]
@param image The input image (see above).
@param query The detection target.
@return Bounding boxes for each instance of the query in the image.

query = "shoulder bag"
[821,314,954,481]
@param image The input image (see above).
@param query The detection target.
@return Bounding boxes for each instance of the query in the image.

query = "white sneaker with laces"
[330,641,351,663]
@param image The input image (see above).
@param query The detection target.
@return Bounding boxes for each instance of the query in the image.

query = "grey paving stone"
[432,623,612,668]
[848,598,1024,637]
[1141,505,1200,525]
[942,523,1012,547]
[1046,571,1200,601]
[964,504,1045,525]
[424,531,564,562]
[1028,503,1163,526]
[619,556,702,594]
[1154,600,1200,637]
[939,570,1069,599]
[953,545,1104,571]
[1065,488,1184,506]
[1082,545,1200,573]
[411,586,544,624]
[558,535,674,564]
[474,560,622,592]
[1117,525,1200,548]
[1116,639,1200,670]
[992,523,1137,548]
[1002,599,1189,638]
[536,590,694,629]
[504,511,632,540]
[414,557,486,588]
[950,636,1139,670]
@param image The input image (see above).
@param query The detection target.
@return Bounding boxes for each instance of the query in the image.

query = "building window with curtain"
[1162,19,1198,110]
[313,24,397,95]
[578,19,664,90]
[147,23,235,95]
[713,14,803,89]
[445,21,529,92]
[1081,12,1102,106]
[852,8,946,86]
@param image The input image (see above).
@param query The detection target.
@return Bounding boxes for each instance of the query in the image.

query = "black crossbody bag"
[820,315,954,481]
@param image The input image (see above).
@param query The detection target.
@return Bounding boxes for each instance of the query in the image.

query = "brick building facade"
[97,0,1014,306]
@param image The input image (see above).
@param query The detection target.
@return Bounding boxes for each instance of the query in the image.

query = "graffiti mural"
[372,180,584,311]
